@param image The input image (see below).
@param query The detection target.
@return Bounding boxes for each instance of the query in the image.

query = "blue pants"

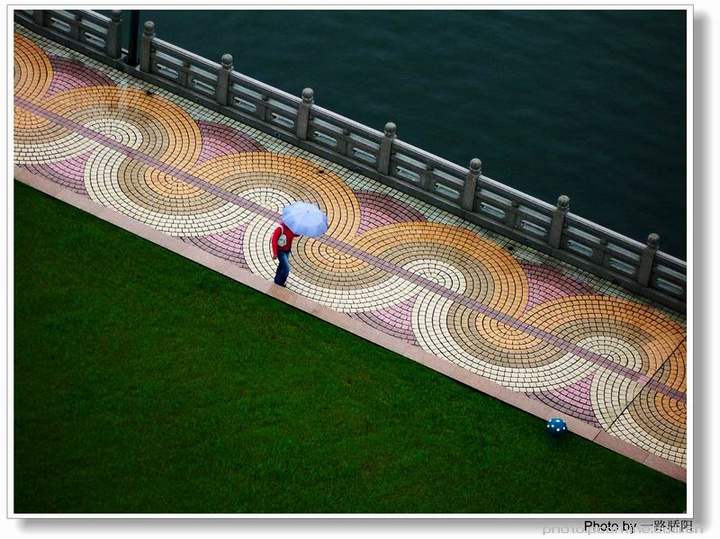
[274,249,291,286]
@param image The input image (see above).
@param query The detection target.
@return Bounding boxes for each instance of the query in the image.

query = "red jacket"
[271,223,297,257]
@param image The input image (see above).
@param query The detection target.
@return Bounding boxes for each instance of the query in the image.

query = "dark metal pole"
[126,10,140,66]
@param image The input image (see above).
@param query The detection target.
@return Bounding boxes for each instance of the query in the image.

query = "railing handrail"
[14,9,688,312]
[152,37,221,71]
[78,9,111,25]
[230,72,301,107]
[311,104,385,140]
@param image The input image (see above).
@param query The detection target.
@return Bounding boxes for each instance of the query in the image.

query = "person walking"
[271,221,298,287]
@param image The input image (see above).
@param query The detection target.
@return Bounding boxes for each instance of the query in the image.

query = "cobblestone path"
[14,26,687,474]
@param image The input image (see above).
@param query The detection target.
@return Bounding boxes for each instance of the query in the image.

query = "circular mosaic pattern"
[351,222,529,314]
[193,152,360,238]
[14,33,53,131]
[523,296,685,379]
[413,293,595,390]
[46,56,116,97]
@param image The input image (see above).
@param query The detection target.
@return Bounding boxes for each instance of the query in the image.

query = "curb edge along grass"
[13,167,687,484]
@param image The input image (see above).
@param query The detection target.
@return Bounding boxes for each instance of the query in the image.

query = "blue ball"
[546,418,568,438]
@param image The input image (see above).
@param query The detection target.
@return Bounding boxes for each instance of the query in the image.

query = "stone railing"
[14,9,688,312]
[27,9,122,59]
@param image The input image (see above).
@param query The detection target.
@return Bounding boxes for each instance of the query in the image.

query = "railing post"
[216,53,233,106]
[462,158,482,211]
[378,122,396,175]
[259,94,270,122]
[177,60,190,87]
[549,195,570,248]
[421,163,434,191]
[296,88,314,140]
[637,233,660,287]
[139,21,155,73]
[106,10,123,59]
[71,12,82,41]
[337,128,350,156]
[125,10,140,66]
[33,10,45,26]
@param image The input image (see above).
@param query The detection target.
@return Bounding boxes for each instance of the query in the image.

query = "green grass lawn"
[13,180,686,514]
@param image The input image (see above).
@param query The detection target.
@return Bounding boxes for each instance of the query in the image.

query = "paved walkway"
[13,26,687,478]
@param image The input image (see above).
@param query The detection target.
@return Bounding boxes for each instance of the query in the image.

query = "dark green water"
[114,10,688,258]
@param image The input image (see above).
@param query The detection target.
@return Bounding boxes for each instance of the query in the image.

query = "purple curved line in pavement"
[14,96,686,403]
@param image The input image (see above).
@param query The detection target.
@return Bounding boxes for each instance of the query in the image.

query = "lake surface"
[114,9,688,258]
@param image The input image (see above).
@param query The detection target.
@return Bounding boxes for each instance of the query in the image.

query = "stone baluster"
[296,88,314,140]
[461,158,482,211]
[139,21,155,73]
[177,60,190,87]
[421,163,435,191]
[337,128,350,156]
[71,12,82,41]
[106,10,123,59]
[637,233,660,287]
[258,94,270,123]
[378,122,396,175]
[216,54,233,106]
[549,195,570,249]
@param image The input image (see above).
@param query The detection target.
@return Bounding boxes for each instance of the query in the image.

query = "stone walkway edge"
[14,166,687,483]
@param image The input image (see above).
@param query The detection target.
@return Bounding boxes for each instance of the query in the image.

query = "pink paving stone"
[23,151,92,195]
[196,121,266,164]
[355,191,427,235]
[46,56,115,96]
[347,295,419,345]
[180,224,248,269]
[520,262,597,313]
[527,371,602,427]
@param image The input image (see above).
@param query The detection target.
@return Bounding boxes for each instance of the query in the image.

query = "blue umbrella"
[281,202,328,237]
